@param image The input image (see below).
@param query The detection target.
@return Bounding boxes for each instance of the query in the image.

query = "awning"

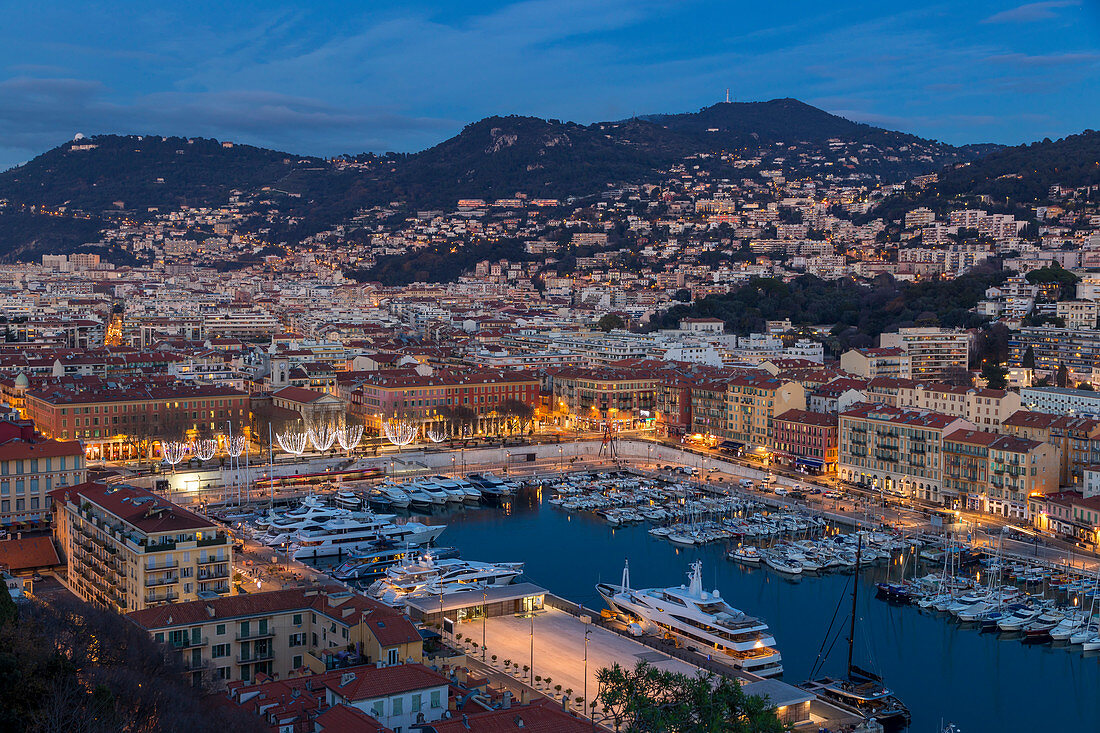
[795,457,824,469]
[718,440,743,450]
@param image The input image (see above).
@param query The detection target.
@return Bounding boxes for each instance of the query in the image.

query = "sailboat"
[800,535,911,731]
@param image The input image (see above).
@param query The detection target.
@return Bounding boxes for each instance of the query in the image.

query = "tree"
[1057,362,1070,388]
[1022,345,1036,370]
[596,661,786,733]
[981,361,1008,390]
[673,289,691,303]
[940,365,973,388]
[0,597,265,733]
[598,313,625,332]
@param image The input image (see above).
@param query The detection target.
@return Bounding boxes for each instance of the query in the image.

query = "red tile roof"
[0,535,61,572]
[53,482,216,535]
[324,663,449,702]
[314,704,393,733]
[432,698,599,733]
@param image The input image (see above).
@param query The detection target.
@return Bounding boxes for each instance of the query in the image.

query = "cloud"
[0,75,457,169]
[982,1,1079,25]
[987,51,1100,67]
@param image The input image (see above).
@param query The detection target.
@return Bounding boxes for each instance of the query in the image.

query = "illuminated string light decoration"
[194,438,218,462]
[226,435,247,458]
[336,422,364,452]
[162,440,190,467]
[382,419,418,448]
[427,425,446,443]
[308,419,338,453]
[276,428,309,456]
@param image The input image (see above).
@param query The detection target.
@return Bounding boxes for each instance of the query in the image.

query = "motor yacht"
[596,560,783,677]
[331,545,459,582]
[467,472,514,499]
[334,490,363,510]
[367,553,524,601]
[729,546,762,564]
[291,515,446,560]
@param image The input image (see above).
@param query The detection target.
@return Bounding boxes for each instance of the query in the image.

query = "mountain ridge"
[0,97,1072,261]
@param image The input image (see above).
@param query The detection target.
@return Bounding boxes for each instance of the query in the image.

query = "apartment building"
[1009,326,1100,377]
[725,375,807,451]
[545,365,656,429]
[768,409,839,473]
[349,369,541,433]
[1020,386,1100,419]
[943,429,1058,518]
[0,417,85,526]
[879,327,970,381]
[1001,411,1100,486]
[202,310,283,340]
[1030,490,1100,549]
[51,481,232,613]
[127,587,423,688]
[1056,300,1098,330]
[24,379,249,460]
[895,383,1022,430]
[839,403,976,505]
[839,347,911,379]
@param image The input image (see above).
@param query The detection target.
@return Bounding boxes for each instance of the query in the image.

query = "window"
[387,647,400,665]
[293,613,302,626]
[411,693,421,713]
[292,654,302,669]
[217,667,231,681]
[212,644,230,659]
[430,690,441,708]
[392,696,403,716]
[371,700,384,717]
[216,624,225,636]
[289,633,306,647]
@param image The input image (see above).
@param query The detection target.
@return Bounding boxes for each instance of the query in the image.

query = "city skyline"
[0,1,1098,170]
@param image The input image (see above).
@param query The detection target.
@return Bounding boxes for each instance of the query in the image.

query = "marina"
[374,481,1100,733]
[228,470,1100,731]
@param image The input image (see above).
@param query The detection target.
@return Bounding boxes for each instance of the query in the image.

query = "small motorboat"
[730,546,762,565]
[334,490,362,510]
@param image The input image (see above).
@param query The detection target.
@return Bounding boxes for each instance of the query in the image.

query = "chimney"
[501,691,511,709]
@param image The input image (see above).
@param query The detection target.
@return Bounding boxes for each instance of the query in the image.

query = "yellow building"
[126,587,424,687]
[725,374,807,451]
[50,481,232,613]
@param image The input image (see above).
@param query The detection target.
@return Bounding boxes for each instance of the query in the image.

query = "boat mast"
[847,532,861,677]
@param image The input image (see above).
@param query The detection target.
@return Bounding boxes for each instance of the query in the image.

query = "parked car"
[773,487,790,496]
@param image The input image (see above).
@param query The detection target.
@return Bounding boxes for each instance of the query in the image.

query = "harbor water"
[415,490,1100,733]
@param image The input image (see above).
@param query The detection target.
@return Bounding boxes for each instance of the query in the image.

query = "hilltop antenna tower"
[725,88,730,104]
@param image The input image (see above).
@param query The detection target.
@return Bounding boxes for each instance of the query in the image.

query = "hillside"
[0,99,1007,259]
[870,130,1100,222]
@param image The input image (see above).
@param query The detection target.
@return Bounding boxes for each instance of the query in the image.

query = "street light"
[580,613,592,713]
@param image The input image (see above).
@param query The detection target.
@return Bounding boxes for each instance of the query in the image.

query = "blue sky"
[0,1,1097,169]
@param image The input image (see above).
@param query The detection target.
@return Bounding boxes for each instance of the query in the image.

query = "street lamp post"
[581,613,592,713]
[482,589,487,661]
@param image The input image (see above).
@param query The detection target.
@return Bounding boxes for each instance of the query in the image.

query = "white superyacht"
[597,560,783,677]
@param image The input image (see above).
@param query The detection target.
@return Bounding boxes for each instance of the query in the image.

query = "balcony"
[144,540,177,553]
[236,628,275,642]
[198,568,229,581]
[236,648,275,664]
[198,582,230,595]
[145,575,179,588]
[144,591,179,605]
[197,534,228,548]
[144,559,179,571]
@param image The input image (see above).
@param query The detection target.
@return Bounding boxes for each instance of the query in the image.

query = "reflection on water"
[407,490,1100,733]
